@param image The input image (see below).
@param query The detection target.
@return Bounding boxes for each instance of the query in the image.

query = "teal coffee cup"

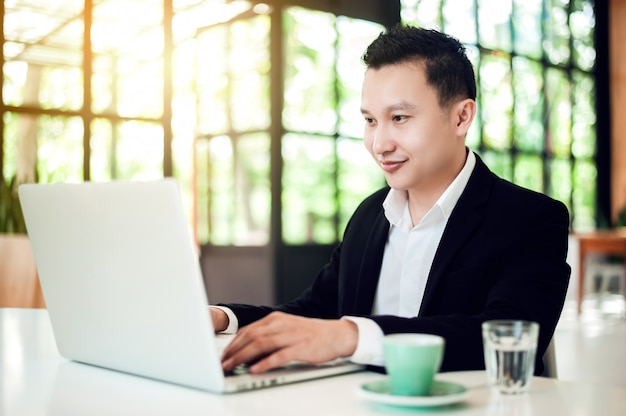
[383,333,445,396]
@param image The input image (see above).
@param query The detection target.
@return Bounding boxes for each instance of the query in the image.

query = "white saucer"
[357,379,469,407]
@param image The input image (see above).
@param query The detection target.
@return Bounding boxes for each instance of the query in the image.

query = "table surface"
[2,308,626,416]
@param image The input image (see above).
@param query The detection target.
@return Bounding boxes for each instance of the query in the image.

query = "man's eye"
[393,115,406,122]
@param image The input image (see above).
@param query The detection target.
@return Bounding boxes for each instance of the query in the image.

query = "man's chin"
[385,180,410,192]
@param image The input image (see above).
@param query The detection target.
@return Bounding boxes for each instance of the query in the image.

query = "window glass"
[39,66,83,111]
[196,26,230,135]
[402,0,442,29]
[3,0,84,109]
[282,133,336,244]
[229,18,271,131]
[114,121,164,181]
[194,15,270,134]
[466,110,482,150]
[336,17,381,139]
[481,150,513,181]
[204,135,236,245]
[91,56,115,114]
[90,118,114,182]
[544,0,571,65]
[283,7,337,136]
[194,137,211,244]
[3,60,83,111]
[570,0,596,71]
[102,56,162,119]
[201,136,224,244]
[234,133,271,245]
[465,45,482,150]
[192,11,272,245]
[92,0,164,118]
[545,68,572,158]
[478,0,512,52]
[2,112,19,179]
[549,158,572,206]
[514,154,543,193]
[195,132,271,245]
[337,137,385,235]
[89,119,167,182]
[512,0,542,59]
[281,8,383,244]
[513,57,544,153]
[171,37,199,202]
[442,0,476,45]
[92,55,162,118]
[480,53,512,151]
[335,17,385,236]
[573,160,596,230]
[571,71,596,159]
[37,115,84,183]
[1,0,600,244]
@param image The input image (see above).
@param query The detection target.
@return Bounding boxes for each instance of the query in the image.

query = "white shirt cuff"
[210,306,239,334]
[341,316,385,367]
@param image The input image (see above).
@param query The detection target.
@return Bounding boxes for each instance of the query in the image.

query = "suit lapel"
[418,155,494,314]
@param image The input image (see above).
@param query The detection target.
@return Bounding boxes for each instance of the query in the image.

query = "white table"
[2,308,625,416]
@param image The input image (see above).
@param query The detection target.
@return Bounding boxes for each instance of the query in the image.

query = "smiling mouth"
[378,159,406,173]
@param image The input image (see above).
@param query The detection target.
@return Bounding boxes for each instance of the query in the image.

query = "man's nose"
[371,124,395,155]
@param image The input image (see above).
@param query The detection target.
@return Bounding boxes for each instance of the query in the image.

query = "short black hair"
[362,25,477,108]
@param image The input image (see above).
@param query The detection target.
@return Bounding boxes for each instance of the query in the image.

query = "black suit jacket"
[224,154,571,374]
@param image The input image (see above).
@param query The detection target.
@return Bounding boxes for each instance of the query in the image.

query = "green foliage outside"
[0,176,26,234]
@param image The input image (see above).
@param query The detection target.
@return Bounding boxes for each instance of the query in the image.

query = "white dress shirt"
[213,150,476,367]
[345,150,476,366]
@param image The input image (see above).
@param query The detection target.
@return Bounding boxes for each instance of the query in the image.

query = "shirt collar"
[382,149,476,226]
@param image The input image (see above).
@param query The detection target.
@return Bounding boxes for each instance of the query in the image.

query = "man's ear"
[452,98,476,136]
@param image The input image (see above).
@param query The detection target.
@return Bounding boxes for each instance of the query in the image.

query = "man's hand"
[221,311,358,374]
[209,307,229,333]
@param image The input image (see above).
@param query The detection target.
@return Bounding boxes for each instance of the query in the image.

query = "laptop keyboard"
[224,363,252,377]
[215,336,257,377]
[215,334,359,381]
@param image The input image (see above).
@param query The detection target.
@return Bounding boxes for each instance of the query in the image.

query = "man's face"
[360,63,468,196]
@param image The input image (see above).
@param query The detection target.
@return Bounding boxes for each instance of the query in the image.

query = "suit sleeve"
[219,188,390,327]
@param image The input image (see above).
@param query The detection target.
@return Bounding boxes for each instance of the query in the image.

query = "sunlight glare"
[252,3,271,15]
[479,0,512,24]
[209,135,233,161]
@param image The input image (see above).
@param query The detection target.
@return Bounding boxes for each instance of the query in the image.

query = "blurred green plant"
[0,176,27,234]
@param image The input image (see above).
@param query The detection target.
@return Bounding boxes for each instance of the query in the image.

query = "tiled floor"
[553,297,626,386]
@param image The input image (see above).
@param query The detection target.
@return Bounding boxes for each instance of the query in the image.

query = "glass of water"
[482,320,539,394]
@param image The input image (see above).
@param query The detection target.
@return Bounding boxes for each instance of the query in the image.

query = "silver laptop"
[18,179,363,393]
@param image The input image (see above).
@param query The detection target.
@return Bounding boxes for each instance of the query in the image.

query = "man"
[210,25,571,376]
